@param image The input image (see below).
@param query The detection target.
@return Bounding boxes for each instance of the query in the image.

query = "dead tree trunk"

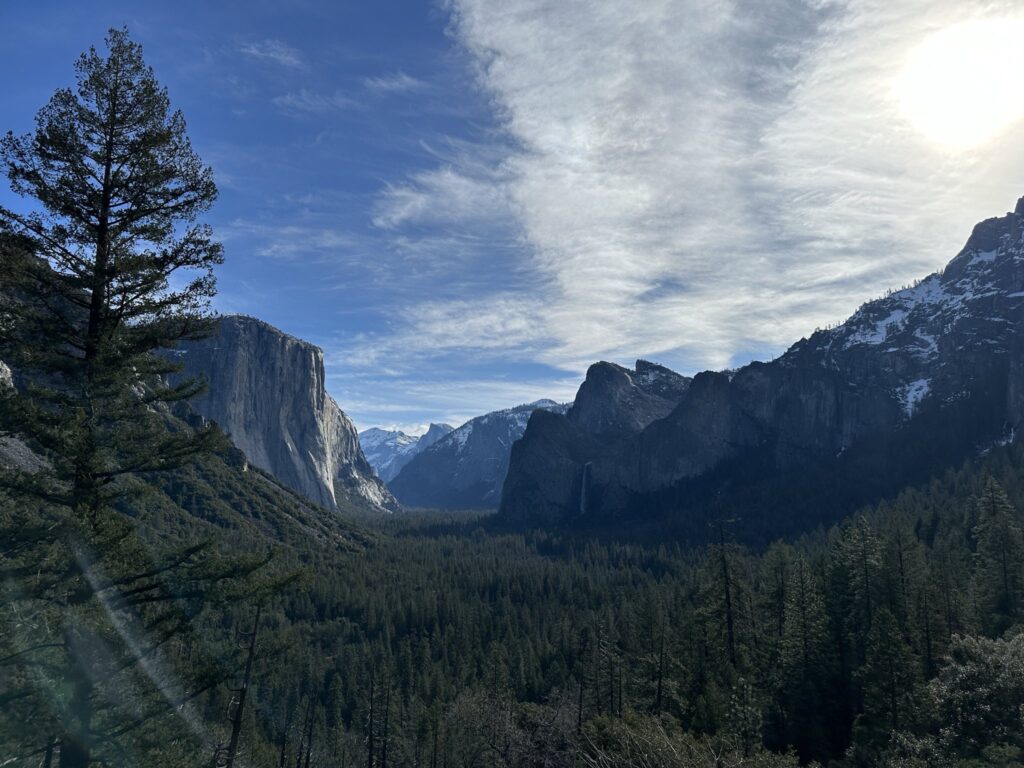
[224,605,262,768]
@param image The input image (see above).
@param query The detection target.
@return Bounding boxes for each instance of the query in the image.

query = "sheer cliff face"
[176,316,398,514]
[501,198,1024,537]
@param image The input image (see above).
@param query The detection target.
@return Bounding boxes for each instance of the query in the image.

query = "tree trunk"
[295,696,312,768]
[719,528,737,667]
[279,699,293,768]
[58,631,93,768]
[654,620,665,714]
[225,606,261,768]
[367,671,375,768]
[380,680,391,768]
[577,676,584,734]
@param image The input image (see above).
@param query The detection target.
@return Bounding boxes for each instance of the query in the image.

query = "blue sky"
[2,1,1023,432]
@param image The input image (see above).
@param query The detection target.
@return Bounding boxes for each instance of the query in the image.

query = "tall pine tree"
[0,28,246,768]
[971,478,1024,635]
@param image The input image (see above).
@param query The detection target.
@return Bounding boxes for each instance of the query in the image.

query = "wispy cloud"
[221,219,362,261]
[366,0,1024,380]
[239,39,305,69]
[364,71,426,93]
[337,293,552,373]
[272,89,359,115]
[373,165,514,230]
[330,369,581,430]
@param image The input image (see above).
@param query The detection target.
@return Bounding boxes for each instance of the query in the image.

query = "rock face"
[0,360,42,473]
[176,315,398,514]
[500,197,1024,540]
[500,361,691,523]
[389,400,570,509]
[359,423,454,483]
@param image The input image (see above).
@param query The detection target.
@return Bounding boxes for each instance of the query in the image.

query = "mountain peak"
[957,197,1023,258]
[359,422,455,483]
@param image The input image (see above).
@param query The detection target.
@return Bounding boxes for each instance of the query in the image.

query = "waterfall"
[579,462,591,516]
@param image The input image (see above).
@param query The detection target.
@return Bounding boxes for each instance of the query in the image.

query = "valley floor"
[4,445,1024,767]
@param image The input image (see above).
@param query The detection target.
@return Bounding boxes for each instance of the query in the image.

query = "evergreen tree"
[852,608,919,761]
[777,555,829,761]
[971,479,1024,635]
[0,26,223,514]
[0,28,239,768]
[835,517,882,661]
[929,632,1024,760]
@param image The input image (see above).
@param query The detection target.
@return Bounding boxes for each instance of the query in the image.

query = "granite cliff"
[176,315,398,514]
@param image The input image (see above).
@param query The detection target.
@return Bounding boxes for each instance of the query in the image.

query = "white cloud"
[337,293,552,372]
[335,371,581,431]
[222,219,362,260]
[369,0,1024,377]
[239,39,304,69]
[373,166,514,230]
[272,89,358,115]
[364,71,426,93]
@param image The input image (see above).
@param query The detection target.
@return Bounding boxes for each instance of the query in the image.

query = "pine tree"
[971,479,1024,635]
[0,26,223,515]
[853,608,919,758]
[777,555,829,761]
[832,516,882,668]
[0,28,238,768]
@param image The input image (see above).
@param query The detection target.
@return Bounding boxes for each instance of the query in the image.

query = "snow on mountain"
[388,399,570,509]
[359,423,454,483]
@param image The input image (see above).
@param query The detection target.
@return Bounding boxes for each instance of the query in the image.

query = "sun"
[894,16,1024,151]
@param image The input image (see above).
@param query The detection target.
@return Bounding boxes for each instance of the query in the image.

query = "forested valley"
[6,438,1024,767]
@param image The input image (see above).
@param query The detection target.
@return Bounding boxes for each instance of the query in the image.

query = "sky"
[1,0,1023,434]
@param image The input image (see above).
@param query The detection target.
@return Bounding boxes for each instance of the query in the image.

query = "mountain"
[500,196,1024,541]
[175,315,399,514]
[359,422,454,483]
[389,399,572,509]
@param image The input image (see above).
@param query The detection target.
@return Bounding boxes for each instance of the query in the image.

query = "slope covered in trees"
[11,440,1019,766]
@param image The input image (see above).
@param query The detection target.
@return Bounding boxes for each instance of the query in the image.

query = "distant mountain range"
[499,196,1024,542]
[387,400,570,509]
[359,423,453,483]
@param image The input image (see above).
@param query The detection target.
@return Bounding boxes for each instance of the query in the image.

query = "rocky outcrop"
[389,400,570,509]
[0,360,42,473]
[501,361,691,523]
[570,360,691,435]
[176,315,398,514]
[500,197,1024,539]
[359,423,454,483]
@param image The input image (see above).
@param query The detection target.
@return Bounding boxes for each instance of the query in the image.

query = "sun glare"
[894,16,1024,151]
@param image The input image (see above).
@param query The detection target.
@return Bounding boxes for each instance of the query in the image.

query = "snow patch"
[896,378,930,417]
